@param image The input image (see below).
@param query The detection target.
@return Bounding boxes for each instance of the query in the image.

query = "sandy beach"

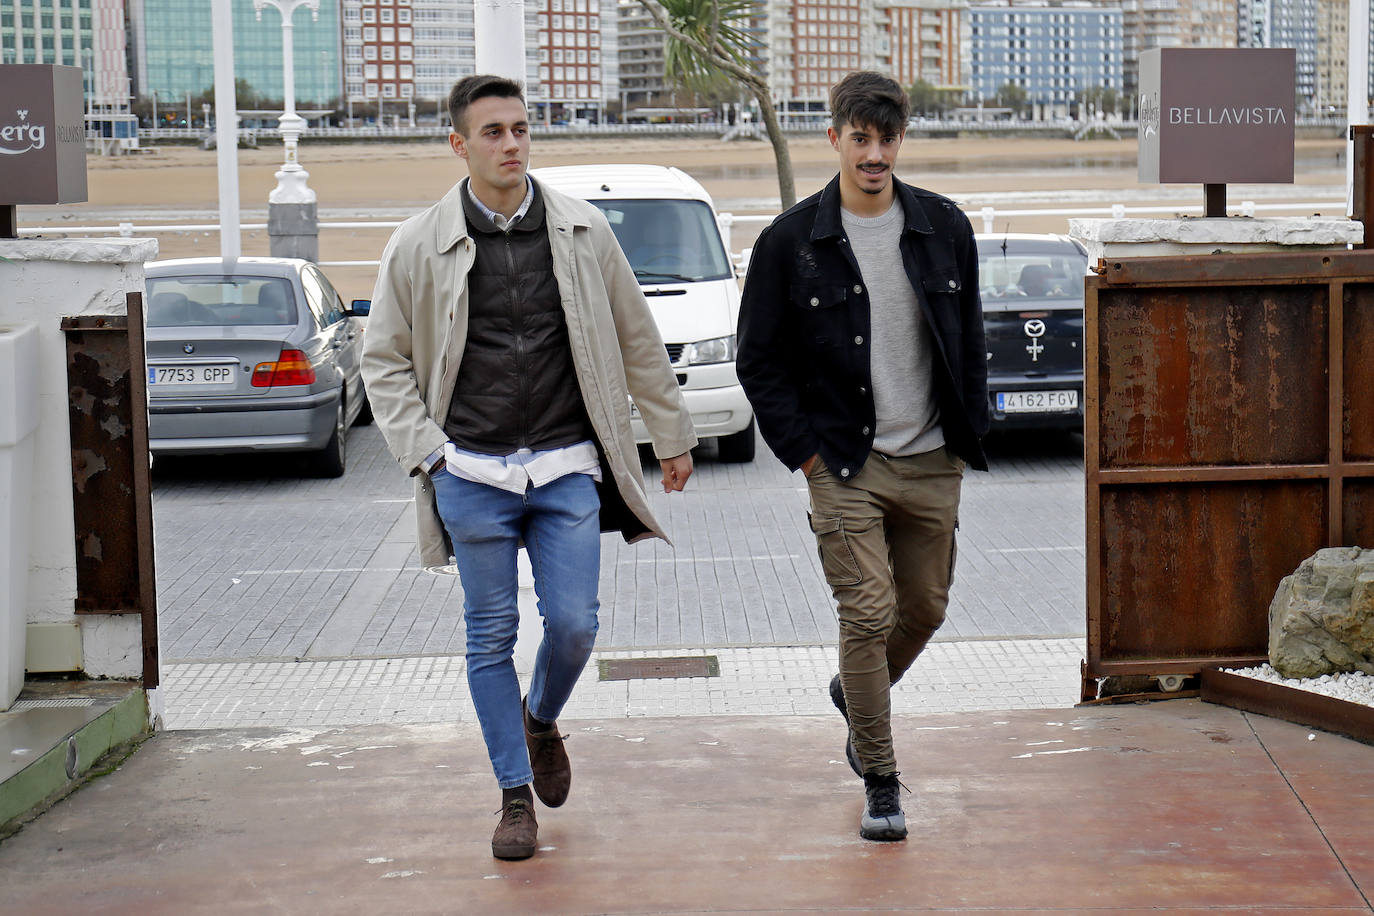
[18,133,1348,301]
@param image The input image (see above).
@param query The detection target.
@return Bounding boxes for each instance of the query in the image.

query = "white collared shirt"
[466,176,534,232]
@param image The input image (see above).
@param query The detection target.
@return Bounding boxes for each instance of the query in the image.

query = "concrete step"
[0,680,149,833]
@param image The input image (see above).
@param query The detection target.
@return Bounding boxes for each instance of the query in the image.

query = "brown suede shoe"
[523,697,571,808]
[491,798,537,860]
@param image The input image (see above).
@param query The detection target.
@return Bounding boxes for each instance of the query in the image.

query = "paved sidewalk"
[159,637,1083,730]
[4,700,1372,913]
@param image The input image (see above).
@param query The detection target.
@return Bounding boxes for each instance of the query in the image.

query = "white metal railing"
[24,199,1350,270]
[129,116,1353,144]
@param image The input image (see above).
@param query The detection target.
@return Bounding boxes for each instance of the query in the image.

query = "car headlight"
[682,335,736,365]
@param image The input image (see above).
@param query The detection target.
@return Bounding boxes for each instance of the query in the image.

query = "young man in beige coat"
[361,75,696,860]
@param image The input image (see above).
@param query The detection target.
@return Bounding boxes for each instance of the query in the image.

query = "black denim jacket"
[737,175,990,477]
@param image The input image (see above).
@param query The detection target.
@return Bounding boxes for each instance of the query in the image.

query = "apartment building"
[1111,0,1236,95]
[874,0,965,91]
[532,0,617,121]
[1,0,129,108]
[968,1,1122,117]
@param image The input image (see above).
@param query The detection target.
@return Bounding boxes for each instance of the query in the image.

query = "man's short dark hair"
[448,74,525,136]
[830,71,910,137]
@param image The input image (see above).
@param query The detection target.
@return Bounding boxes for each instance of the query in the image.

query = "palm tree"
[637,0,796,209]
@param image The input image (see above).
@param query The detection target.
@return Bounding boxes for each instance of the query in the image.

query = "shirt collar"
[465,176,534,232]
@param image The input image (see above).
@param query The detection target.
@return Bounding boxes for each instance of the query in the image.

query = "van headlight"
[682,335,736,365]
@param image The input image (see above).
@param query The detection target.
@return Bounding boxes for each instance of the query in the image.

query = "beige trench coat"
[361,178,698,568]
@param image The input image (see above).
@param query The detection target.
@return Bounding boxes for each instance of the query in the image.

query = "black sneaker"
[828,674,862,777]
[860,772,907,841]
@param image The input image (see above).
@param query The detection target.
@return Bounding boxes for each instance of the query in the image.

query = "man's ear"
[826,125,840,151]
[449,131,467,160]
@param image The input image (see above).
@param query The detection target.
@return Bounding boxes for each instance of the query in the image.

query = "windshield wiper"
[634,269,698,283]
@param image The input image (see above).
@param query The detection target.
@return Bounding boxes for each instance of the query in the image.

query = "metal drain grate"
[598,656,719,681]
[9,698,99,710]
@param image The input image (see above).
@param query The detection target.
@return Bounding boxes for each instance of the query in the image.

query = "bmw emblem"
[183,343,195,354]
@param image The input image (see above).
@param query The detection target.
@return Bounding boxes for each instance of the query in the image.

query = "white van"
[530,164,756,462]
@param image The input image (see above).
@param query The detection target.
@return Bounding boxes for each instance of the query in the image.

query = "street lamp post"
[254,0,321,261]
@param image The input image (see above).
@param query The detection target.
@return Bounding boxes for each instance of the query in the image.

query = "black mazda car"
[975,233,1090,430]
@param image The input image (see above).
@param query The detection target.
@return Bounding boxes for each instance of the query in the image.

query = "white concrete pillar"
[474,0,527,86]
[0,238,159,683]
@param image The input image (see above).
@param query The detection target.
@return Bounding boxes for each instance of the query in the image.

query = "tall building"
[127,0,342,107]
[341,0,416,110]
[533,0,617,121]
[1236,0,1317,109]
[1112,0,1236,96]
[615,0,663,107]
[873,0,966,91]
[761,0,867,113]
[968,1,1123,118]
[0,0,130,110]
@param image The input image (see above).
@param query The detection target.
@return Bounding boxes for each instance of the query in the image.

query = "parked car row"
[139,178,1087,479]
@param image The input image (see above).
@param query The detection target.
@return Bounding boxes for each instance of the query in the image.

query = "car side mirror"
[347,299,371,317]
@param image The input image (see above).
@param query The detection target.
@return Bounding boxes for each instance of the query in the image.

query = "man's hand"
[800,453,820,476]
[660,452,694,493]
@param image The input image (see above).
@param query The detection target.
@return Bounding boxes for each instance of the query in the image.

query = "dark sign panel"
[1138,48,1296,185]
[0,64,88,205]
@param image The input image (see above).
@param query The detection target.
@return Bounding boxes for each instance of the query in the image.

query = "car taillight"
[251,348,316,387]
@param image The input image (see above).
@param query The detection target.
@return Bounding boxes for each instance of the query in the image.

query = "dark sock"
[525,706,554,732]
[502,784,534,806]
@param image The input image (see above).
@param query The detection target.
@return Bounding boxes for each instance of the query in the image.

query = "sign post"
[1137,49,1296,217]
[0,64,89,238]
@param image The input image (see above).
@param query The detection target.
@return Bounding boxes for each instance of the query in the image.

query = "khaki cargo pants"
[806,445,964,777]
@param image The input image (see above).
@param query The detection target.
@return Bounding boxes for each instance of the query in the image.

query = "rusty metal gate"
[1083,250,1374,700]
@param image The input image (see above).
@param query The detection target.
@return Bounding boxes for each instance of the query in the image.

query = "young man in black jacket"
[737,71,989,841]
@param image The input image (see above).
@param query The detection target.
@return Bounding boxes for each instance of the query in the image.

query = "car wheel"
[353,388,374,427]
[716,417,756,463]
[313,397,347,478]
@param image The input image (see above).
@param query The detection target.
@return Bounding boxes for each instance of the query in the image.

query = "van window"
[591,199,732,283]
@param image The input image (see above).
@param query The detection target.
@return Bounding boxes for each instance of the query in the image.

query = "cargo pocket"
[809,513,863,587]
[948,530,959,589]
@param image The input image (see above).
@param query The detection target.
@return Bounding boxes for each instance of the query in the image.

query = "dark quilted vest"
[444,183,593,454]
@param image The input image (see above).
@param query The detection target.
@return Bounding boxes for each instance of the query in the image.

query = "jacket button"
[948,279,957,289]
[810,297,819,307]
[853,284,862,294]
[854,336,863,345]
[840,467,851,478]
[862,426,870,436]
[859,386,867,395]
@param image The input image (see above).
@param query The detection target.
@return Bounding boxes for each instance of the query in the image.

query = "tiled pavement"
[150,424,1085,663]
[158,637,1084,730]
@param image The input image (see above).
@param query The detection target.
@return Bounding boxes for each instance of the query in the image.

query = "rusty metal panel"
[61,294,158,688]
[1201,667,1374,746]
[598,656,720,681]
[1345,284,1374,462]
[1096,285,1328,469]
[1096,481,1326,666]
[1085,251,1374,695]
[1345,481,1374,547]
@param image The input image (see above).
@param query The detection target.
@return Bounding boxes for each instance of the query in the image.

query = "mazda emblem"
[1023,319,1046,338]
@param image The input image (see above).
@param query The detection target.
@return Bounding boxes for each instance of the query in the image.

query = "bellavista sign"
[1138,48,1296,185]
[0,64,88,205]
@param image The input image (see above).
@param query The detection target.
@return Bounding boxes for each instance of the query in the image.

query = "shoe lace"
[495,799,533,822]
[867,772,909,815]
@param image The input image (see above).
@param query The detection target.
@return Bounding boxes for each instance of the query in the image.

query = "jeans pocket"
[809,513,862,587]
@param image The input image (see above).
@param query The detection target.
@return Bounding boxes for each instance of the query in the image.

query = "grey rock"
[1268,547,1374,679]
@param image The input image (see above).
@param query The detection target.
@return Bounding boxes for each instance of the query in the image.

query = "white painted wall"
[0,238,158,681]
